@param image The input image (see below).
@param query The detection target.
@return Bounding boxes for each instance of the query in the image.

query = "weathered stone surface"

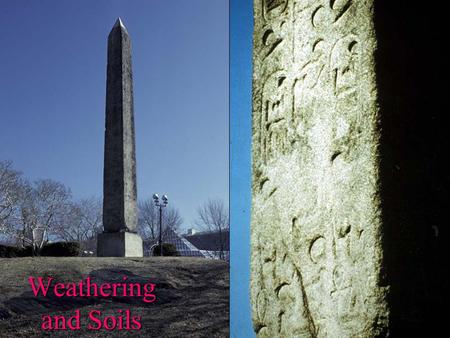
[250,1,388,336]
[98,18,142,257]
[103,18,138,233]
[97,232,143,257]
[250,0,450,336]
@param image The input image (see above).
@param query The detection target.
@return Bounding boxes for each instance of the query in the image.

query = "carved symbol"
[309,236,325,263]
[262,28,283,60]
[331,0,353,23]
[311,0,353,29]
[311,6,326,28]
[292,54,326,127]
[312,38,325,53]
[336,288,359,321]
[259,176,269,192]
[330,37,358,97]
[292,217,299,232]
[266,0,285,11]
[332,264,351,289]
[256,290,268,322]
[337,223,351,238]
[263,0,289,20]
[260,71,292,164]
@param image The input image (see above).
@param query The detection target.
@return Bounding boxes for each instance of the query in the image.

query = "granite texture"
[250,1,388,337]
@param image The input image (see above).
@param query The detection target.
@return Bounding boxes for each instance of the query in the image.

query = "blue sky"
[0,0,228,228]
[230,0,254,337]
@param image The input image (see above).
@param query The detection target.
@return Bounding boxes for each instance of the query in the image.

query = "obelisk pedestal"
[97,18,143,257]
[97,231,142,257]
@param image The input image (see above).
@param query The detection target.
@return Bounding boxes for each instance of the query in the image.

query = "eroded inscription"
[251,0,389,336]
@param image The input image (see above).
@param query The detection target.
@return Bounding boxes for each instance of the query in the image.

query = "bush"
[153,243,179,256]
[40,241,80,257]
[0,245,32,257]
[21,246,33,256]
[0,244,22,257]
[0,242,79,257]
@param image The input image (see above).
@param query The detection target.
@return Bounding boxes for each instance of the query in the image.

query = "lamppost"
[152,193,168,256]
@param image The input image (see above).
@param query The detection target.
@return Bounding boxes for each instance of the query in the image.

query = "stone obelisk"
[97,18,143,257]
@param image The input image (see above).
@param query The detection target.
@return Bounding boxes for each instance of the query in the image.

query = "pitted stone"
[250,1,388,337]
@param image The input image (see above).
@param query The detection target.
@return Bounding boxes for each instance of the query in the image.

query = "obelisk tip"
[113,17,127,30]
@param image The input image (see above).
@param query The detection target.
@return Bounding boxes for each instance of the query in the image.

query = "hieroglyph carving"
[251,1,389,337]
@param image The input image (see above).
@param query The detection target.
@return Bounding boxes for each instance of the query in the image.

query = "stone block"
[97,232,143,257]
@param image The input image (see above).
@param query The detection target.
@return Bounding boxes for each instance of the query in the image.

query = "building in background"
[143,228,230,261]
[143,228,203,257]
[184,229,229,261]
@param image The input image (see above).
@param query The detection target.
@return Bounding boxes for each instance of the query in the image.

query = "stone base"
[97,232,143,257]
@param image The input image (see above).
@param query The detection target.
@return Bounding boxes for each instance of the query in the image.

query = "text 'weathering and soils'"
[28,276,156,331]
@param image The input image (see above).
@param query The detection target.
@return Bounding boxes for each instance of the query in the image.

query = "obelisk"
[97,18,143,257]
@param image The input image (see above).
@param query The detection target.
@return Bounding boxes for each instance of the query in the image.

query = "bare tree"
[138,200,183,241]
[0,161,23,233]
[54,197,102,253]
[17,179,72,253]
[196,198,229,260]
[1,161,101,254]
[0,161,33,246]
[164,207,183,233]
[137,200,157,240]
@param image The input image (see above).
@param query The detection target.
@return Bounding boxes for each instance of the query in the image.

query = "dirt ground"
[0,257,229,337]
